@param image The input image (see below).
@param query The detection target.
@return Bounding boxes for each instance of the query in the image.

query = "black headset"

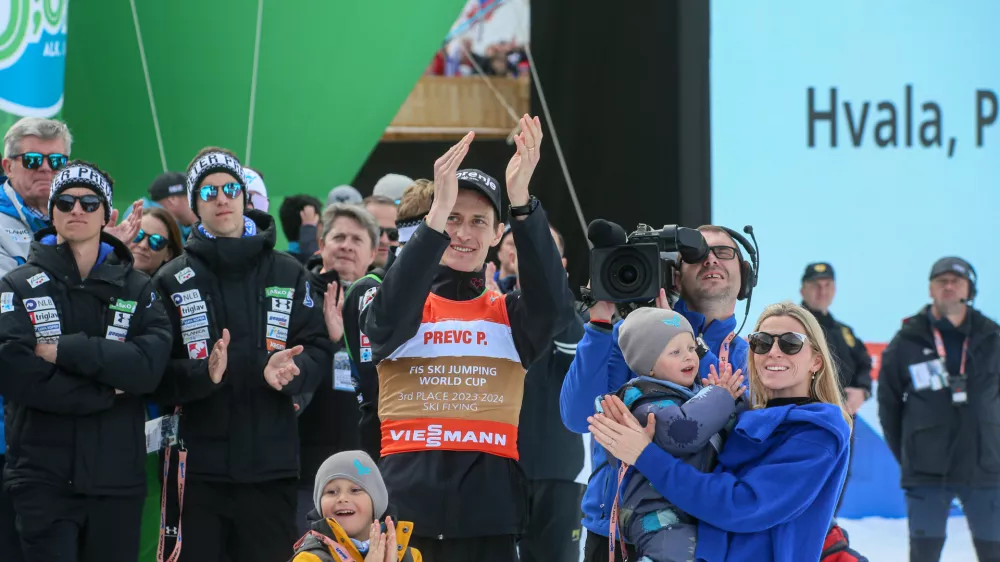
[718,226,759,301]
[955,257,978,302]
[967,260,978,301]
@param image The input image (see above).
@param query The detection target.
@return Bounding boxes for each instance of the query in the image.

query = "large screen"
[710,0,1000,343]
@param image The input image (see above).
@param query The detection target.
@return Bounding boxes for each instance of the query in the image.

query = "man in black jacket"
[363,117,574,561]
[296,203,380,534]
[151,147,332,562]
[0,161,172,561]
[878,257,1000,562]
[505,225,587,562]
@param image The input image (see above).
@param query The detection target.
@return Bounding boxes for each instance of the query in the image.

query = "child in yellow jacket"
[291,451,421,562]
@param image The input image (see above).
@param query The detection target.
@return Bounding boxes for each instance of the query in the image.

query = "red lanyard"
[931,327,968,377]
[157,407,186,562]
[608,462,630,562]
[717,332,737,366]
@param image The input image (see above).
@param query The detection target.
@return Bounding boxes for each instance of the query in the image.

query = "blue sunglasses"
[198,182,242,202]
[133,229,167,251]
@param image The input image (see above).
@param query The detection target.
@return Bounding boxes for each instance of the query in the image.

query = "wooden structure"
[383,76,530,141]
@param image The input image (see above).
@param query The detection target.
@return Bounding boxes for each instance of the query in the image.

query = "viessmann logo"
[0,0,69,117]
[388,424,508,448]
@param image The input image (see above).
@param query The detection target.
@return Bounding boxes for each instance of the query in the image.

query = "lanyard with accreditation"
[931,326,969,404]
[717,332,738,367]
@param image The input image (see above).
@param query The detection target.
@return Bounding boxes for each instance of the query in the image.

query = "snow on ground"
[838,517,975,562]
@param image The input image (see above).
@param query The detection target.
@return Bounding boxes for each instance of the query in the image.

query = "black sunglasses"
[198,182,242,202]
[54,193,102,214]
[708,245,738,260]
[134,229,168,251]
[9,152,68,171]
[748,331,809,355]
[380,226,399,242]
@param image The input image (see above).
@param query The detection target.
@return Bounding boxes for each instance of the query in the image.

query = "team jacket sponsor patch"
[179,301,207,318]
[171,290,201,306]
[27,273,49,288]
[23,297,54,311]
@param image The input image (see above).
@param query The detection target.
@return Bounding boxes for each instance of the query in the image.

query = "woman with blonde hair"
[589,301,851,562]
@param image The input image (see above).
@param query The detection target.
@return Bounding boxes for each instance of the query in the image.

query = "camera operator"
[878,257,1000,562]
[560,224,751,561]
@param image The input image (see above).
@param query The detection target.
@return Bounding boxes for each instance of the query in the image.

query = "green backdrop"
[59,0,464,245]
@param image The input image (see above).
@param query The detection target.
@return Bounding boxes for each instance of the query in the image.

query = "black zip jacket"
[362,203,574,538]
[342,268,385,462]
[516,303,586,482]
[297,257,361,488]
[877,305,1000,487]
[151,210,333,483]
[0,229,172,496]
[803,305,873,395]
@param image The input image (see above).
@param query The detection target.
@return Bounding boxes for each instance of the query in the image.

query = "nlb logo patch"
[172,290,201,306]
[0,0,68,118]
[24,297,54,311]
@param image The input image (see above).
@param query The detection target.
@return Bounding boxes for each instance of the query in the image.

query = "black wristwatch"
[508,196,539,218]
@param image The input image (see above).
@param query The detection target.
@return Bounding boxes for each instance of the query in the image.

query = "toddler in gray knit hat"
[618,307,699,386]
[605,307,746,562]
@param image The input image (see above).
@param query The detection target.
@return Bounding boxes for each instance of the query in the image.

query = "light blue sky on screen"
[710,0,999,343]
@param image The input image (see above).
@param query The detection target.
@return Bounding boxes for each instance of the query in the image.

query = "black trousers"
[583,531,637,562]
[410,534,518,562]
[176,478,298,562]
[8,483,144,562]
[0,456,24,562]
[518,479,585,562]
[906,485,1000,562]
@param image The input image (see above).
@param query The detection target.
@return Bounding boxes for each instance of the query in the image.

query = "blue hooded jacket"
[559,299,749,537]
[633,402,851,562]
[0,177,50,456]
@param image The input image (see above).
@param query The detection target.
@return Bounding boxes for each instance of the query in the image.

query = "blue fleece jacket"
[559,299,749,537]
[633,402,850,562]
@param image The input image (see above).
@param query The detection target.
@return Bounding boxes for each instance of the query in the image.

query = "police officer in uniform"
[878,257,1000,562]
[800,263,873,412]
[0,161,172,561]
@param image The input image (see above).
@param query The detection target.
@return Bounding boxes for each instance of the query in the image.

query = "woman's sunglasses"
[10,152,68,171]
[54,194,102,214]
[133,229,168,252]
[198,182,242,202]
[748,331,809,355]
[380,226,399,242]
